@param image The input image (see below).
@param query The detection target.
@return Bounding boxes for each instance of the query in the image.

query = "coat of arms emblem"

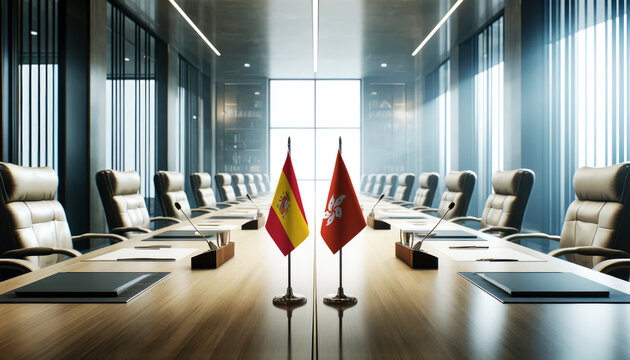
[277,191,290,219]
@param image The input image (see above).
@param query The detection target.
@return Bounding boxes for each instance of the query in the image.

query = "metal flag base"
[273,287,307,306]
[323,287,357,306]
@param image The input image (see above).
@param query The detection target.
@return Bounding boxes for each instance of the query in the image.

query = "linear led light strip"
[411,0,464,56]
[313,0,319,73]
[168,0,221,56]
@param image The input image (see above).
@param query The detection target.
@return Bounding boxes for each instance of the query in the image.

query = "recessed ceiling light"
[30,31,38,36]
[244,63,251,68]
[168,0,221,56]
[412,0,464,56]
[371,91,378,95]
[313,0,319,73]
[124,57,130,62]
[380,63,387,68]
[254,91,261,96]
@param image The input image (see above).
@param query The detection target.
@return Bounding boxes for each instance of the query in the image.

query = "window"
[269,80,361,227]
[424,60,451,182]
[475,16,504,207]
[13,0,59,169]
[547,0,629,230]
[106,2,158,210]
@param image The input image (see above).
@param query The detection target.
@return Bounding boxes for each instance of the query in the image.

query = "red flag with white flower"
[321,150,366,254]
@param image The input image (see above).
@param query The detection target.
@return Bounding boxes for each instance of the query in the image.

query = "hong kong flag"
[321,150,366,254]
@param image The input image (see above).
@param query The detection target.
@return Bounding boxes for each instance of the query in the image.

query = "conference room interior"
[1,0,630,358]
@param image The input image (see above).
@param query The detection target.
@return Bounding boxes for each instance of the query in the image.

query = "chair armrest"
[389,200,405,205]
[72,233,127,244]
[479,226,520,236]
[450,216,481,224]
[503,233,561,243]
[2,247,82,259]
[416,207,438,213]
[110,226,151,236]
[549,246,630,259]
[150,216,181,224]
[0,258,39,275]
[593,259,630,275]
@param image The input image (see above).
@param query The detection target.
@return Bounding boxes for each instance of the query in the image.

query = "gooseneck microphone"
[175,202,218,250]
[246,194,262,217]
[412,202,455,250]
[369,194,386,217]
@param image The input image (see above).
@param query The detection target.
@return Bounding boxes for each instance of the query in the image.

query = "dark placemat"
[0,272,170,303]
[459,272,630,303]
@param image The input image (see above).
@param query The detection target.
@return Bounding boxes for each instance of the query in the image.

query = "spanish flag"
[266,152,309,256]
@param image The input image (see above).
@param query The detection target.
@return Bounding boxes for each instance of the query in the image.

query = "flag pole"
[273,136,307,306]
[323,136,358,306]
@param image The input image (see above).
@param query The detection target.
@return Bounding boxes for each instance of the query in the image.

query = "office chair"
[372,174,386,197]
[96,169,180,237]
[0,163,125,278]
[244,173,258,196]
[451,169,535,237]
[382,173,399,198]
[505,163,630,273]
[215,173,240,203]
[360,174,368,193]
[262,174,271,193]
[190,172,232,210]
[400,172,439,209]
[231,173,248,198]
[390,173,415,202]
[363,174,376,194]
[418,171,476,220]
[154,171,214,220]
[254,174,266,194]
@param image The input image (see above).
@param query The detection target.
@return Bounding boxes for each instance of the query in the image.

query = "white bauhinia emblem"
[323,194,346,226]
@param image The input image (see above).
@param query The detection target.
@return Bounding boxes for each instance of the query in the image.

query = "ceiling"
[117,0,504,80]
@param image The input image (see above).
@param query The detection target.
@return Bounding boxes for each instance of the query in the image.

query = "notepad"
[13,272,151,297]
[477,272,610,298]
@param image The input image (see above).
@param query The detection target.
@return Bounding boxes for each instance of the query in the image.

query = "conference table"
[0,194,630,359]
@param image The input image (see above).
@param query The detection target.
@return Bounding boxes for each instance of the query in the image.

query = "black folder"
[153,229,220,238]
[417,230,477,239]
[477,272,610,298]
[13,272,151,297]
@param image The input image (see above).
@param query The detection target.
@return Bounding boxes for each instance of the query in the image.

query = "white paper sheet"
[85,248,199,261]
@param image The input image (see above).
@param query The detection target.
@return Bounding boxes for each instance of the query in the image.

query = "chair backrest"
[0,163,72,268]
[365,174,376,193]
[232,173,248,197]
[262,174,271,193]
[254,174,265,194]
[154,171,191,220]
[480,169,535,232]
[96,169,151,231]
[360,175,368,192]
[393,173,415,201]
[190,172,217,208]
[215,173,237,201]
[245,173,258,196]
[560,163,630,268]
[438,171,476,219]
[383,173,399,197]
[413,172,439,207]
[372,174,386,196]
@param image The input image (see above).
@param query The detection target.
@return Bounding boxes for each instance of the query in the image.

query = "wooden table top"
[1,196,630,359]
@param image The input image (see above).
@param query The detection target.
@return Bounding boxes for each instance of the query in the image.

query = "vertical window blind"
[105,2,157,209]
[547,0,628,230]
[424,60,451,184]
[12,0,58,169]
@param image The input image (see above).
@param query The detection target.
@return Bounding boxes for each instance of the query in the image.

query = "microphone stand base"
[367,214,390,230]
[241,212,265,230]
[395,242,438,269]
[191,241,235,269]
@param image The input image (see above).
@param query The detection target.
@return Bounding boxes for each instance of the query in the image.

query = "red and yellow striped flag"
[265,152,309,256]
